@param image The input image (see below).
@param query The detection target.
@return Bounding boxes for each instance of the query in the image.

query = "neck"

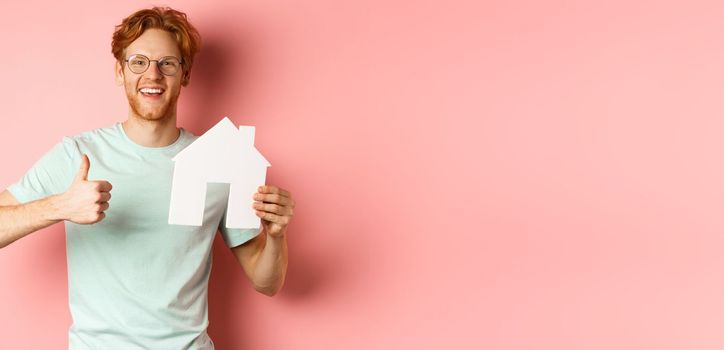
[122,115,180,147]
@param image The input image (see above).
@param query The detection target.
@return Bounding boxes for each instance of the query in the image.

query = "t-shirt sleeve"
[7,137,81,204]
[218,210,262,248]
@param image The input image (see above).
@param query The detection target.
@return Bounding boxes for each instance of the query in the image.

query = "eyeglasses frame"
[123,54,185,76]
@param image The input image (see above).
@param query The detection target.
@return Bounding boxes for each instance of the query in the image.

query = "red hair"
[111,7,201,86]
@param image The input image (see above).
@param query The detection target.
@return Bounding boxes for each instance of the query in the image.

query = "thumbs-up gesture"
[59,154,113,224]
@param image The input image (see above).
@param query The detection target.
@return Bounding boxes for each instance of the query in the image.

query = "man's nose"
[145,61,163,79]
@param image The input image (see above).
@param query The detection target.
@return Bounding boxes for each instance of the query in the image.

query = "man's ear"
[181,70,190,86]
[114,61,124,86]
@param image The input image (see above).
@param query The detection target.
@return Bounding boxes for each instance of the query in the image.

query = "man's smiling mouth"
[139,87,165,97]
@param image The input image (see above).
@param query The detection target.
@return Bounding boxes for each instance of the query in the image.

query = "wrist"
[266,230,287,241]
[44,194,68,221]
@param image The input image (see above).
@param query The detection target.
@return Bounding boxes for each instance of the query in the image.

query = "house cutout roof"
[173,116,270,167]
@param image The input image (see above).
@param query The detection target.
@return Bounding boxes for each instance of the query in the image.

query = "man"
[0,6,294,349]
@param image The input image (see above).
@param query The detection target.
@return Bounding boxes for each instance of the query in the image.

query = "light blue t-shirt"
[8,122,260,349]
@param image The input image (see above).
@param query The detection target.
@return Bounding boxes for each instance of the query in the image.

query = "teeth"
[140,88,163,94]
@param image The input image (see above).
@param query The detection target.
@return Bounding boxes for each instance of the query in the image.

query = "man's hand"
[58,154,113,224]
[253,185,294,238]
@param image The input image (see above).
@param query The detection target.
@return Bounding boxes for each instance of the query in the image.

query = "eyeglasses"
[124,54,184,76]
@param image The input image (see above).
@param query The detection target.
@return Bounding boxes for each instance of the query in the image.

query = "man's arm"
[231,227,288,296]
[0,190,65,248]
[0,155,113,249]
[230,185,293,296]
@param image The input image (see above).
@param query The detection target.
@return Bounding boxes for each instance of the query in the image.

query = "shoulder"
[181,127,199,141]
[179,127,200,147]
[62,123,125,152]
[50,124,121,162]
[68,124,120,144]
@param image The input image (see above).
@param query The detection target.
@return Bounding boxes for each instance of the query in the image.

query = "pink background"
[1,0,723,349]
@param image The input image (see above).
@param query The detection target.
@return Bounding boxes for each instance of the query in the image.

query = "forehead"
[125,28,181,58]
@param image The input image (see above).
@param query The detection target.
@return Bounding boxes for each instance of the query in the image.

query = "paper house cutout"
[168,117,271,229]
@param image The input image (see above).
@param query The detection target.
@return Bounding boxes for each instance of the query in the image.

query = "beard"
[127,90,180,121]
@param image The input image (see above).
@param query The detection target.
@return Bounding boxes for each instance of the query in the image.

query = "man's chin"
[128,92,178,121]
[129,100,174,121]
[139,111,170,120]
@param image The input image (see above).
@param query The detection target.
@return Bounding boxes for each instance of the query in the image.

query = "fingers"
[254,185,295,208]
[97,202,110,213]
[253,192,295,207]
[73,155,113,193]
[258,185,291,198]
[94,181,113,192]
[79,204,108,225]
[85,200,109,225]
[254,185,294,231]
[253,202,294,217]
[255,210,291,226]
[97,192,111,203]
[63,154,113,225]
[75,154,90,182]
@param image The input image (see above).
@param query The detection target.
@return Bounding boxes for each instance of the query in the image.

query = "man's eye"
[132,60,147,66]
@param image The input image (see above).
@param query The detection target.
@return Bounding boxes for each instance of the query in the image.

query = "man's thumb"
[75,154,90,182]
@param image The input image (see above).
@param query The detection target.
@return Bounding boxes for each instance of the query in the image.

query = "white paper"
[168,117,271,229]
